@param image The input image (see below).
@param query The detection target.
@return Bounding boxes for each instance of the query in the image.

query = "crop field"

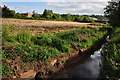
[2,18,106,35]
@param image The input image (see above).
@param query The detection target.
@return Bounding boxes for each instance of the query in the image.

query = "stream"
[66,46,104,78]
[53,44,106,78]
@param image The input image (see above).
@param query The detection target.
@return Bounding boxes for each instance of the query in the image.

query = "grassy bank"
[2,24,108,77]
[100,27,120,79]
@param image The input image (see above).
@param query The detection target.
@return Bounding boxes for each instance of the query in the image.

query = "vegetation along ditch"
[2,23,111,78]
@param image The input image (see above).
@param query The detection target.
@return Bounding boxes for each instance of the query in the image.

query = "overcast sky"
[1,0,112,15]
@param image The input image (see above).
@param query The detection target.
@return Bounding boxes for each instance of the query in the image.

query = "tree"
[0,6,2,18]
[2,5,15,18]
[104,1,120,27]
[32,11,41,19]
[52,13,61,20]
[15,13,22,18]
[42,9,53,19]
[63,14,74,21]
[74,16,83,22]
[82,16,94,23]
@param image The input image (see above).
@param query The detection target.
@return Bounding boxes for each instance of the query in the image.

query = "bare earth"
[2,18,100,35]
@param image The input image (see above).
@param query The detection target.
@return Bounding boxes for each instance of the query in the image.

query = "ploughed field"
[2,18,109,78]
[2,18,106,35]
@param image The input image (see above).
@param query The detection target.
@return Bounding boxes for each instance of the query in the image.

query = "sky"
[1,0,112,15]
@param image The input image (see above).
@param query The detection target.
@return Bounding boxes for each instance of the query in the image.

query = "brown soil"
[2,18,101,35]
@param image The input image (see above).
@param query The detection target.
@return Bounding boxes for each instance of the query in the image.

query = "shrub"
[56,31,80,43]
[16,30,32,44]
[100,27,120,79]
[33,34,70,53]
[50,37,70,52]
[38,47,60,61]
[32,34,52,46]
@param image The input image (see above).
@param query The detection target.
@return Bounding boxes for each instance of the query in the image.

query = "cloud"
[1,0,111,15]
[2,0,111,2]
[47,2,108,15]
[2,3,34,13]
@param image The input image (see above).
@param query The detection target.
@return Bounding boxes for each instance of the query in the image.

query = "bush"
[100,27,120,79]
[74,16,94,23]
[2,44,60,62]
[32,34,52,46]
[16,30,32,44]
[50,37,70,53]
[32,34,70,53]
[38,47,60,61]
[56,31,80,43]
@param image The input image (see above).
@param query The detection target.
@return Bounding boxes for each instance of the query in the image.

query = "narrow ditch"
[35,33,110,79]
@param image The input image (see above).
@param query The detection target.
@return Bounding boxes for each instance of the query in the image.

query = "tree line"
[1,5,94,23]
[104,1,120,27]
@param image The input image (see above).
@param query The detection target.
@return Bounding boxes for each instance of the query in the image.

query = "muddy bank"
[35,33,109,79]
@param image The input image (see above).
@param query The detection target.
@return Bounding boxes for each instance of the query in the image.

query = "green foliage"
[52,13,61,20]
[2,5,15,18]
[105,1,120,27]
[66,14,74,21]
[2,25,10,39]
[15,13,22,18]
[42,9,53,19]
[110,27,120,43]
[2,27,108,76]
[32,34,70,53]
[1,5,96,23]
[56,31,80,43]
[100,27,120,79]
[16,30,32,44]
[2,43,60,62]
[32,11,41,19]
[74,16,83,22]
[82,16,94,23]
[50,37,70,53]
[38,47,60,61]
[2,64,11,75]
[74,16,94,23]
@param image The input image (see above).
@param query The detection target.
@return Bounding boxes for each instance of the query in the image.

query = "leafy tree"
[42,9,53,19]
[2,5,15,18]
[32,11,41,19]
[66,14,74,21]
[74,16,94,23]
[0,6,2,18]
[104,1,120,27]
[15,13,22,18]
[82,16,94,23]
[52,13,61,20]
[74,16,83,22]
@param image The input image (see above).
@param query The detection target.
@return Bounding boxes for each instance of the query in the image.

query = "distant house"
[21,13,32,17]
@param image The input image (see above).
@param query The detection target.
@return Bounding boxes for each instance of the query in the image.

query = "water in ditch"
[67,47,103,78]
[54,45,105,78]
